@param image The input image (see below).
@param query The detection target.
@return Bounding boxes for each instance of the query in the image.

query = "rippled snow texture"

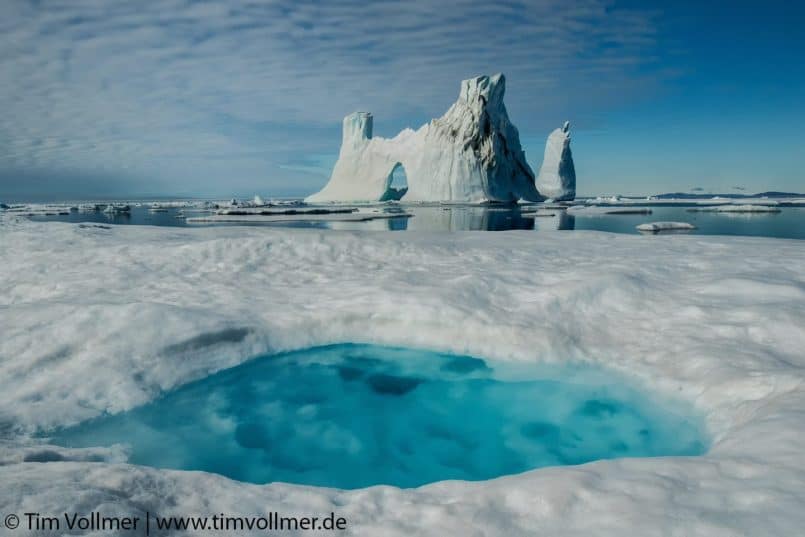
[1,215,805,536]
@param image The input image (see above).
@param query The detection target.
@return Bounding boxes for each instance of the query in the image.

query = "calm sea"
[19,203,805,240]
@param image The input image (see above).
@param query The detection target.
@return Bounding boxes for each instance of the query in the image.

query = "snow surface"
[535,121,576,201]
[2,215,805,536]
[306,75,541,204]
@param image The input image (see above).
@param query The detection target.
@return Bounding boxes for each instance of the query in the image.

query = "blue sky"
[0,0,802,201]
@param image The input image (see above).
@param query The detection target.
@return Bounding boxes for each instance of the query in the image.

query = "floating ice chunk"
[306,74,541,204]
[103,204,130,214]
[217,207,358,216]
[569,206,652,216]
[5,204,72,216]
[535,121,576,201]
[637,221,696,232]
[187,208,411,224]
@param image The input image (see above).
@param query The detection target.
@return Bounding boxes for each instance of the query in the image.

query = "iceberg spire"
[535,121,576,201]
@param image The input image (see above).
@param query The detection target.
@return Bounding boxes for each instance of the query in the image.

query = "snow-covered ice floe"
[2,203,75,216]
[636,221,697,233]
[568,205,653,216]
[2,215,805,536]
[186,207,414,224]
[687,204,783,213]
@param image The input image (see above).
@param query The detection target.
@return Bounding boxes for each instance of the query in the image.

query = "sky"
[0,0,803,201]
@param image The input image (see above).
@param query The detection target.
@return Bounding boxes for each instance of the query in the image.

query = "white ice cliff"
[306,74,541,204]
[535,121,576,201]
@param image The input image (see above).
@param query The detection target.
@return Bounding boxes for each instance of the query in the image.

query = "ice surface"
[2,214,805,535]
[306,74,541,204]
[535,121,576,201]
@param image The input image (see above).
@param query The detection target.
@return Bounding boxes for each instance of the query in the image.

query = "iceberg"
[306,74,541,204]
[535,121,576,201]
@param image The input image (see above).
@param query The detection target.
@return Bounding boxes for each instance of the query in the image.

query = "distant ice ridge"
[306,74,542,204]
[687,204,782,213]
[536,121,576,201]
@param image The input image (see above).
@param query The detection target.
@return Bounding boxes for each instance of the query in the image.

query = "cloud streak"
[0,0,666,196]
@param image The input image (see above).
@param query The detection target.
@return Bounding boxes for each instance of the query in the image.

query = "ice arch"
[306,74,542,204]
[381,163,408,201]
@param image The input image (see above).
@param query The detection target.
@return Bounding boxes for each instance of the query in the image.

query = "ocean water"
[49,344,708,489]
[21,203,805,239]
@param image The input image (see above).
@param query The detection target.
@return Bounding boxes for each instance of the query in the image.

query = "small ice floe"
[187,207,412,224]
[103,204,131,214]
[588,195,623,203]
[686,204,782,213]
[568,206,652,216]
[520,210,558,218]
[637,221,696,233]
[7,204,71,216]
[217,207,358,216]
[78,203,101,212]
[149,202,169,212]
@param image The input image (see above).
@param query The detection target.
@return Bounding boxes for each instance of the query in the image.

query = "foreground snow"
[1,216,805,536]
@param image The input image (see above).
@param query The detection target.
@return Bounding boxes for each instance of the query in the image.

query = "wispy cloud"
[0,0,666,195]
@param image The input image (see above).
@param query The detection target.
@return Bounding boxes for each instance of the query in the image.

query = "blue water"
[22,203,805,238]
[49,345,707,489]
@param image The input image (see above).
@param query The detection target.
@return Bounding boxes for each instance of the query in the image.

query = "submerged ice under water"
[50,344,708,489]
